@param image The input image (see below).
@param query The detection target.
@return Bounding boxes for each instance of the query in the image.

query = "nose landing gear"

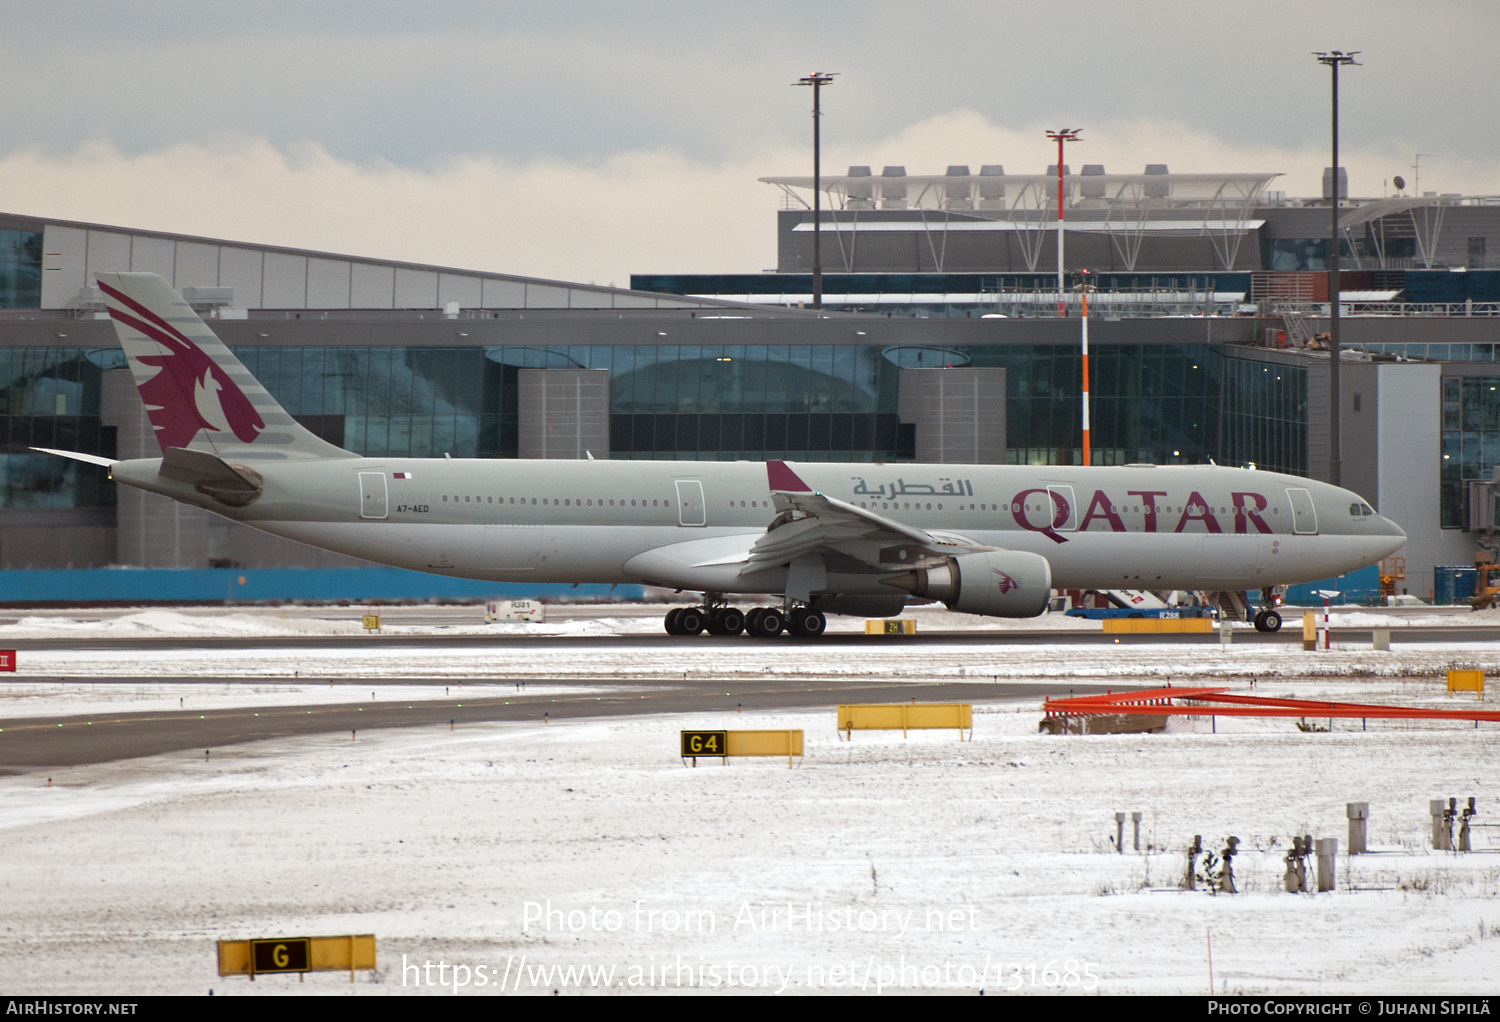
[1253,608,1283,633]
[1254,586,1286,632]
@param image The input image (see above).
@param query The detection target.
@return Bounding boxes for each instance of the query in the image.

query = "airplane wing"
[741,461,992,576]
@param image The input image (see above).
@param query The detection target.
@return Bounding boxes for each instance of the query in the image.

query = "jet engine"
[884,550,1051,618]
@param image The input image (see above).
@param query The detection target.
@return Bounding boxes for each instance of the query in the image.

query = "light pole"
[795,72,836,310]
[1077,271,1095,466]
[1046,129,1081,318]
[1314,51,1358,487]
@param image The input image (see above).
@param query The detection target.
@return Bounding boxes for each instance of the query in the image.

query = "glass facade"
[1221,358,1308,476]
[1353,343,1500,363]
[0,348,114,508]
[0,230,41,309]
[0,341,1313,507]
[1440,376,1500,528]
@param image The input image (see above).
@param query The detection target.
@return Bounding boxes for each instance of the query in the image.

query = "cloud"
[0,112,1493,285]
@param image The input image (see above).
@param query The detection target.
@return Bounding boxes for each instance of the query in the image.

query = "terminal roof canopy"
[760,171,1282,214]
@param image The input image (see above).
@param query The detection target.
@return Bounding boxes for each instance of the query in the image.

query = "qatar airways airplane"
[38,272,1405,638]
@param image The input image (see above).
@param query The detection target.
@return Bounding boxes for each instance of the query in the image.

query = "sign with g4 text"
[681,730,728,757]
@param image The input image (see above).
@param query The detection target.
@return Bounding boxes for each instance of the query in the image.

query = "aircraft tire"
[745,607,765,633]
[1254,609,1283,633]
[676,607,706,636]
[716,607,746,636]
[664,607,684,635]
[750,608,784,638]
[790,609,827,638]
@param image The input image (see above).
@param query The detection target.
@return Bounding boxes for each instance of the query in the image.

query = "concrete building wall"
[1375,364,1444,594]
[898,368,1007,463]
[0,509,114,569]
[517,369,611,459]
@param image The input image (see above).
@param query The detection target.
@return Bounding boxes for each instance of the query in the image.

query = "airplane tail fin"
[96,271,355,461]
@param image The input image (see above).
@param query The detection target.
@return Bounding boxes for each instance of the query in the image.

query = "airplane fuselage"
[110,456,1405,597]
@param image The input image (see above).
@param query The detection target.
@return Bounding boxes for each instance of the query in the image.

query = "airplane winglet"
[766,460,812,492]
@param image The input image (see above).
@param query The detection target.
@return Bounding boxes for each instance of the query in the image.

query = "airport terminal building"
[2,163,1498,602]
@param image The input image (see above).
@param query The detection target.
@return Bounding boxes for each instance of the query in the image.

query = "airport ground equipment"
[681,729,802,767]
[218,934,376,982]
[1432,799,1452,850]
[1447,669,1484,699]
[1347,802,1368,854]
[1471,563,1500,611]
[1113,811,1144,852]
[1284,836,1313,892]
[1315,838,1338,891]
[837,703,972,741]
[1380,557,1406,601]
[1041,686,1500,734]
[1220,837,1240,894]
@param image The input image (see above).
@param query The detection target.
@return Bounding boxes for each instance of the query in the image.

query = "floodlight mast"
[1046,129,1081,318]
[1314,50,1358,487]
[795,72,837,310]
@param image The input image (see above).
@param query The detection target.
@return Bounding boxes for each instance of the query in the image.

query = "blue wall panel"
[0,567,643,604]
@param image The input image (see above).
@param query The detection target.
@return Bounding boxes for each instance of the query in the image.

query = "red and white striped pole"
[1081,272,1092,466]
[1046,128,1080,318]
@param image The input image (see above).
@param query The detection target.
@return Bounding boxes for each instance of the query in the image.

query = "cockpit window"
[1350,502,1375,517]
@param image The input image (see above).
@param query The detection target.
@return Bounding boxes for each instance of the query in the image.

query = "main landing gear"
[662,602,826,638]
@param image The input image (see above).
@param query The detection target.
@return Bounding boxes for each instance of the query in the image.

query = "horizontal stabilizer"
[30,447,116,468]
[158,446,264,507]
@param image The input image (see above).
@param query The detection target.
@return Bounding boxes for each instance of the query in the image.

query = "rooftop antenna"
[1413,153,1430,196]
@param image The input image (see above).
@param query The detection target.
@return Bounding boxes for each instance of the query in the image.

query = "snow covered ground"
[7,638,1500,687]
[3,606,1499,996]
[1,689,1497,996]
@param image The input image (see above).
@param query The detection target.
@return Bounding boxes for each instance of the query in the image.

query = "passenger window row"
[428,495,673,508]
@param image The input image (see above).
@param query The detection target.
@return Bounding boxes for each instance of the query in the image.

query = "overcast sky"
[0,1,1494,283]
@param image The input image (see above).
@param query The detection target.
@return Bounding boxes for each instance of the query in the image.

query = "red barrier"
[1043,686,1500,725]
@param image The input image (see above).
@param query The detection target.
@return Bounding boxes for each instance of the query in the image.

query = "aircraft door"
[359,472,388,520]
[1287,487,1318,535]
[1046,485,1078,531]
[675,479,706,527]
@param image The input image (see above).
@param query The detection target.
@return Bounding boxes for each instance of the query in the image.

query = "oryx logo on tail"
[97,279,264,449]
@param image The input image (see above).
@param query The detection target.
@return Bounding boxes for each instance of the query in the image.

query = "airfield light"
[1314,49,1359,487]
[794,72,837,310]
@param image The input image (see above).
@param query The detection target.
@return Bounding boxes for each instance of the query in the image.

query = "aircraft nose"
[1371,515,1407,560]
[1378,515,1406,541]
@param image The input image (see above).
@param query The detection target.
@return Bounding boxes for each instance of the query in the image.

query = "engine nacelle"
[885,550,1051,618]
